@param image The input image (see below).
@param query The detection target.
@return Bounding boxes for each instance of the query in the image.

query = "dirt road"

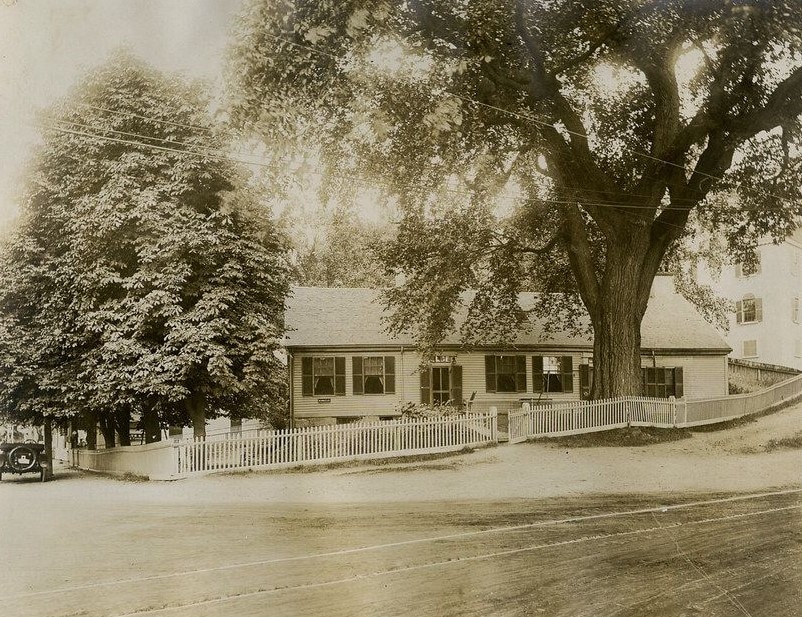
[1,404,801,616]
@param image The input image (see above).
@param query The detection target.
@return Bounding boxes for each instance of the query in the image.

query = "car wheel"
[8,446,38,473]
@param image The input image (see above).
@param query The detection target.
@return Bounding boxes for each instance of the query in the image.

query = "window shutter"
[334,357,346,395]
[532,356,543,392]
[450,365,463,408]
[562,356,574,393]
[420,369,431,404]
[640,367,647,396]
[515,356,527,392]
[735,300,743,324]
[352,357,363,395]
[754,298,763,322]
[579,364,590,400]
[301,357,313,396]
[384,356,395,394]
[674,367,684,398]
[485,356,496,393]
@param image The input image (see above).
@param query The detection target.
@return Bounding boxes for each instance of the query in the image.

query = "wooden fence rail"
[175,412,498,475]
[509,373,802,442]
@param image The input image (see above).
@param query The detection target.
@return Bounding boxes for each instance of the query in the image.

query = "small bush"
[765,431,802,452]
[537,426,692,448]
[396,401,462,418]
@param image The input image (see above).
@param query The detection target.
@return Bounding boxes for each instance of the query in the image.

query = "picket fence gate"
[175,411,498,475]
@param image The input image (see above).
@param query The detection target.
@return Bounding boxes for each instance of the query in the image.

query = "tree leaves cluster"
[0,52,290,441]
[228,0,802,397]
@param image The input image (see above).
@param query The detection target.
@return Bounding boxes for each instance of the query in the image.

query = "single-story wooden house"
[284,275,731,426]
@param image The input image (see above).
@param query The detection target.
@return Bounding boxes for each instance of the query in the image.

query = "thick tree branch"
[560,205,599,316]
[729,65,802,138]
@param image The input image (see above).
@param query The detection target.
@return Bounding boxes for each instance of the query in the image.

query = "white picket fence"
[175,412,498,475]
[508,373,802,442]
[507,397,679,443]
[684,373,802,427]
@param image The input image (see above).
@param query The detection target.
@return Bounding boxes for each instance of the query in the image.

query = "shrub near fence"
[176,411,498,475]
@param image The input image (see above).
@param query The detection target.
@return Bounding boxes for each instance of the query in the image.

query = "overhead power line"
[75,103,215,134]
[261,31,801,211]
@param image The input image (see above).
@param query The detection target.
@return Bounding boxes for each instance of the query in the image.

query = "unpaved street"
[2,404,802,616]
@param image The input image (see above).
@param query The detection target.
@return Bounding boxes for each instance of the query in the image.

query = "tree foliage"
[0,52,290,438]
[228,1,802,397]
[284,204,393,288]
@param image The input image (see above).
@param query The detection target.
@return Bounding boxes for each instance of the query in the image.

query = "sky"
[0,0,245,231]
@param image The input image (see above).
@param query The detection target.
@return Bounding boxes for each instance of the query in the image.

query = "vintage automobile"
[0,442,49,481]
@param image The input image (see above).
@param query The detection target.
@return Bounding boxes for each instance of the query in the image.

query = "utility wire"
[75,102,215,134]
[261,31,801,210]
[30,121,744,235]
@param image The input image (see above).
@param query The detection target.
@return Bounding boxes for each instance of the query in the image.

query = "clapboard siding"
[292,352,409,419]
[291,349,728,420]
[640,354,728,399]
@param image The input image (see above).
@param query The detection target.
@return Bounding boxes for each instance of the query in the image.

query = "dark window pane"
[315,376,334,395]
[546,373,563,392]
[497,373,517,392]
[364,375,384,394]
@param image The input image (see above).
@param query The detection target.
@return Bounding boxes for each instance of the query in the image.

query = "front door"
[431,366,450,405]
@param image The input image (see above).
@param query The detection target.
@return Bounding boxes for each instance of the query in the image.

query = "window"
[301,356,345,396]
[533,356,574,393]
[641,367,684,398]
[735,295,762,324]
[352,356,395,395]
[421,364,463,407]
[794,297,800,324]
[743,340,758,358]
[485,355,526,393]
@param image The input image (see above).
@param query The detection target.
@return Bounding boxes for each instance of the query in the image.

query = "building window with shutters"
[301,356,346,396]
[794,297,800,323]
[484,355,527,393]
[641,367,684,398]
[420,363,463,407]
[352,356,395,395]
[735,294,762,324]
[533,356,574,393]
[743,340,758,358]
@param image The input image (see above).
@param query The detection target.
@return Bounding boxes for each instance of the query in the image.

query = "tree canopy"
[0,52,290,440]
[227,0,802,397]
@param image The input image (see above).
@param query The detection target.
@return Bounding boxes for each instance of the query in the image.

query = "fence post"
[490,406,498,442]
[670,395,677,427]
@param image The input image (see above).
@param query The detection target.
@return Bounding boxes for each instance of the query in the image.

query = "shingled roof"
[285,278,731,353]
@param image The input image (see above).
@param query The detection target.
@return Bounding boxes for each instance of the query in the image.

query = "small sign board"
[431,354,456,365]
[317,398,332,404]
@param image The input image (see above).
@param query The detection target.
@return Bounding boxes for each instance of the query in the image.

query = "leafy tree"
[286,204,393,287]
[0,52,290,442]
[227,0,802,397]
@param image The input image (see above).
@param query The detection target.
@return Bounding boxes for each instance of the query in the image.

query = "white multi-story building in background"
[714,228,802,370]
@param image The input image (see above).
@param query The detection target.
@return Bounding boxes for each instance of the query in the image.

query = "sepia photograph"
[1,1,801,615]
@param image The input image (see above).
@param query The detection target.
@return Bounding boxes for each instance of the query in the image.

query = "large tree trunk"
[142,407,161,444]
[115,408,132,446]
[185,391,207,439]
[98,414,116,449]
[588,236,654,399]
[82,410,98,450]
[43,416,54,479]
